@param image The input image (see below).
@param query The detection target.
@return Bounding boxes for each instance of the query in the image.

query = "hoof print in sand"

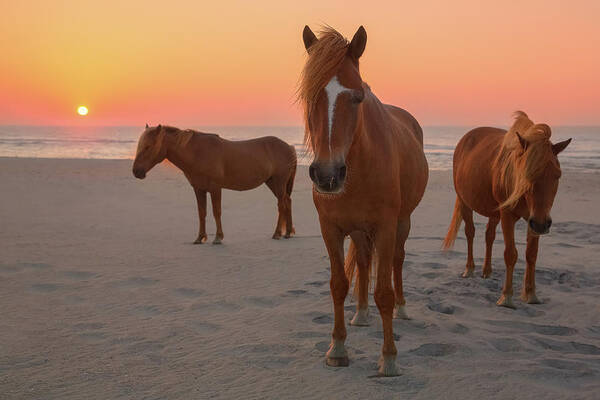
[410,343,457,357]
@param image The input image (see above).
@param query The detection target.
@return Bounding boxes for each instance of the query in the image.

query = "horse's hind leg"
[461,204,476,278]
[349,232,372,326]
[482,217,499,278]
[210,189,224,244]
[266,177,290,239]
[193,188,207,244]
[393,218,410,319]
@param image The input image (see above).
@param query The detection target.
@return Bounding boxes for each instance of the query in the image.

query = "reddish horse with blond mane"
[299,26,428,376]
[132,125,297,243]
[443,112,571,308]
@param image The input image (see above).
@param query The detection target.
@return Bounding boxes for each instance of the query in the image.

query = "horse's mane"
[297,27,350,151]
[160,126,218,148]
[494,111,557,209]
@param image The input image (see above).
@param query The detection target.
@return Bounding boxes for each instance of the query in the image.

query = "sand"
[1,157,599,399]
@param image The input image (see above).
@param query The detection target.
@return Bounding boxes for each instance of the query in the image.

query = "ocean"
[0,125,597,172]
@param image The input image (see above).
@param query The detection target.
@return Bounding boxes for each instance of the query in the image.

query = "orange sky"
[1,1,599,126]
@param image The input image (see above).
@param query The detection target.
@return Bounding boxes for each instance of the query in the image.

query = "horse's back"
[454,127,505,217]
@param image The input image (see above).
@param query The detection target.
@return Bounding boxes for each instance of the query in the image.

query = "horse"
[443,112,571,308]
[132,125,297,243]
[298,26,428,376]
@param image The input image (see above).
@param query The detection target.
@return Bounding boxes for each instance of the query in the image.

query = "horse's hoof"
[393,304,409,320]
[326,356,349,367]
[378,355,399,377]
[350,308,369,326]
[212,238,222,245]
[272,234,281,240]
[193,236,207,244]
[461,268,474,278]
[496,294,516,309]
[521,291,541,304]
[481,268,492,279]
[326,339,348,367]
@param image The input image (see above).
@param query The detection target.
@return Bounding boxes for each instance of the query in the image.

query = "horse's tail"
[443,196,463,250]
[344,238,375,299]
[344,239,359,297]
[286,145,297,197]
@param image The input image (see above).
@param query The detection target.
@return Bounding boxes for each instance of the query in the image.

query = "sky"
[1,0,599,126]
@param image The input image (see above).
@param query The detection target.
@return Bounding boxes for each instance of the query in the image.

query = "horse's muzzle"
[309,161,346,193]
[529,218,552,235]
[133,167,146,179]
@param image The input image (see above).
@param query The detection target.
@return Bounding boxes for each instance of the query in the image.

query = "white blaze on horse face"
[324,76,351,155]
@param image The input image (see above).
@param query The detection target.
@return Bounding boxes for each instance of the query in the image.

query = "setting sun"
[77,106,88,116]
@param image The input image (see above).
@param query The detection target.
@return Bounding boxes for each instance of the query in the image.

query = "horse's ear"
[145,123,149,129]
[303,25,318,52]
[348,26,367,60]
[552,138,572,155]
[515,132,528,151]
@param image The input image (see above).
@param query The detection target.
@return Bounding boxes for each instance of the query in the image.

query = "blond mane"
[494,111,558,209]
[297,27,350,151]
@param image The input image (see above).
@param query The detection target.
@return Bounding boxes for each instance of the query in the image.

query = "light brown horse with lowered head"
[299,26,428,376]
[443,112,571,308]
[132,125,297,243]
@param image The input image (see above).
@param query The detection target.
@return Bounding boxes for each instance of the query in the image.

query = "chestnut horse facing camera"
[443,112,571,308]
[299,26,428,376]
[132,125,297,243]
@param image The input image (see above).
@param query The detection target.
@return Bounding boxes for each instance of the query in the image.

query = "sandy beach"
[1,157,599,399]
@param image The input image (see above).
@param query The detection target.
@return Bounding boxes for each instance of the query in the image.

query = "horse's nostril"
[339,165,347,181]
[309,164,318,183]
[547,218,552,229]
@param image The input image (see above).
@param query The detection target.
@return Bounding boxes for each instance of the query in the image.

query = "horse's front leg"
[210,189,224,244]
[497,211,519,308]
[521,229,541,304]
[193,188,207,244]
[321,221,349,367]
[374,219,399,376]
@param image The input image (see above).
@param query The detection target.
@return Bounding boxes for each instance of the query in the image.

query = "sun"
[77,106,88,116]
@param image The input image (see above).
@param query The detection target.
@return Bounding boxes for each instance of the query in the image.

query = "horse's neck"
[164,132,195,174]
[348,95,384,160]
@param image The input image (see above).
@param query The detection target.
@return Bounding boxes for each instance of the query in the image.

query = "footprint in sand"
[73,322,105,331]
[291,331,328,339]
[489,338,524,352]
[368,331,401,341]
[449,324,469,334]
[484,320,577,336]
[529,337,600,355]
[3,262,53,272]
[111,276,158,288]
[246,296,282,307]
[192,321,221,333]
[133,305,162,317]
[410,343,457,357]
[427,302,459,315]
[311,314,333,324]
[30,283,61,292]
[284,289,308,296]
[305,280,327,287]
[173,287,204,298]
[421,272,441,279]
[61,270,97,279]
